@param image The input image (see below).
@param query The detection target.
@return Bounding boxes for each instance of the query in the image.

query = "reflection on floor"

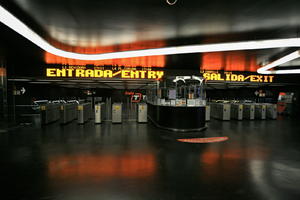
[0,118,300,200]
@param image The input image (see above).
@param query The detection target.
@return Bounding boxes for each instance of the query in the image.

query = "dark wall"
[0,49,7,122]
[0,23,45,77]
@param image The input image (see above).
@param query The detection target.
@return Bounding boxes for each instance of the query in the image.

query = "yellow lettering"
[148,71,157,79]
[211,73,218,81]
[217,74,224,81]
[121,70,131,78]
[156,71,164,79]
[257,76,263,82]
[46,68,56,77]
[85,69,94,77]
[76,69,85,77]
[225,74,231,81]
[94,70,103,78]
[66,69,74,77]
[140,71,147,79]
[203,73,211,80]
[269,76,274,83]
[104,70,113,78]
[231,74,238,81]
[237,75,244,82]
[56,69,66,77]
[250,75,258,82]
[130,71,140,79]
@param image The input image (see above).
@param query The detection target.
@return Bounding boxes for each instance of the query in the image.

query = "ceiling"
[2,0,300,89]
[5,0,300,47]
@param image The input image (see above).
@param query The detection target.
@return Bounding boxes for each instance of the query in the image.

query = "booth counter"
[147,102,206,132]
[146,75,207,132]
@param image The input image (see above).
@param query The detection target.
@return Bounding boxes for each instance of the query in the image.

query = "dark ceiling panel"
[1,0,300,79]
[7,0,300,48]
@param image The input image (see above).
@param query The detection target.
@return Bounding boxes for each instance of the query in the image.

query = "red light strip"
[177,137,229,143]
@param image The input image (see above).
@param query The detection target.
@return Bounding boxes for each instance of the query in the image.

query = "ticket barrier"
[112,103,122,123]
[77,103,92,124]
[243,104,255,120]
[40,104,60,125]
[95,103,105,124]
[255,104,266,120]
[137,103,148,123]
[211,103,231,120]
[265,103,277,119]
[205,105,210,121]
[231,104,243,120]
[60,103,77,124]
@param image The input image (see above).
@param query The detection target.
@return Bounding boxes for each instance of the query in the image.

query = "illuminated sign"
[46,66,164,80]
[202,71,274,83]
[125,91,143,103]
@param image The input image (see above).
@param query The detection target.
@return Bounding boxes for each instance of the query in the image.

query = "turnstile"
[60,103,77,124]
[205,105,210,121]
[243,104,255,120]
[265,103,277,119]
[211,103,231,120]
[95,103,103,124]
[231,104,243,120]
[137,103,147,123]
[112,103,122,123]
[77,103,91,124]
[255,104,266,120]
[40,104,60,125]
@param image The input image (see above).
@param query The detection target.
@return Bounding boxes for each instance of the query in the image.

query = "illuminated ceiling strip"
[2,5,300,62]
[257,50,300,74]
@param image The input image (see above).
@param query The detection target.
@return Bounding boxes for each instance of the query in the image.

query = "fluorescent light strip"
[257,50,300,74]
[8,78,31,81]
[2,5,300,63]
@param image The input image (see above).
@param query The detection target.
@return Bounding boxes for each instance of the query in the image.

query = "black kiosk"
[147,76,207,132]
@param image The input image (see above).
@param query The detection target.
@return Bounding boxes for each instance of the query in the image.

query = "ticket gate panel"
[211,103,230,120]
[255,104,266,120]
[222,104,231,120]
[243,104,255,120]
[77,103,91,124]
[262,105,266,120]
[266,104,277,119]
[205,105,210,121]
[95,104,102,124]
[231,104,243,120]
[137,103,147,123]
[112,103,122,123]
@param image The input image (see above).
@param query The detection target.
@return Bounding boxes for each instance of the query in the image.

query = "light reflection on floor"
[0,119,300,199]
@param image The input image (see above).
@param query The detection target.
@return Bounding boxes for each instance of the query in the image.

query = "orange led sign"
[202,71,274,83]
[46,66,164,80]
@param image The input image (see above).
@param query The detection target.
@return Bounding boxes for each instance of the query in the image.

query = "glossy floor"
[1,118,300,200]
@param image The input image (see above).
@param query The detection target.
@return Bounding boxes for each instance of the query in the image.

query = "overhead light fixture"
[2,5,300,62]
[257,50,300,74]
[29,81,51,84]
[8,78,31,81]
[166,0,178,5]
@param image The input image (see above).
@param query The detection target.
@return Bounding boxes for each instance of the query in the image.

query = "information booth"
[147,75,207,132]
